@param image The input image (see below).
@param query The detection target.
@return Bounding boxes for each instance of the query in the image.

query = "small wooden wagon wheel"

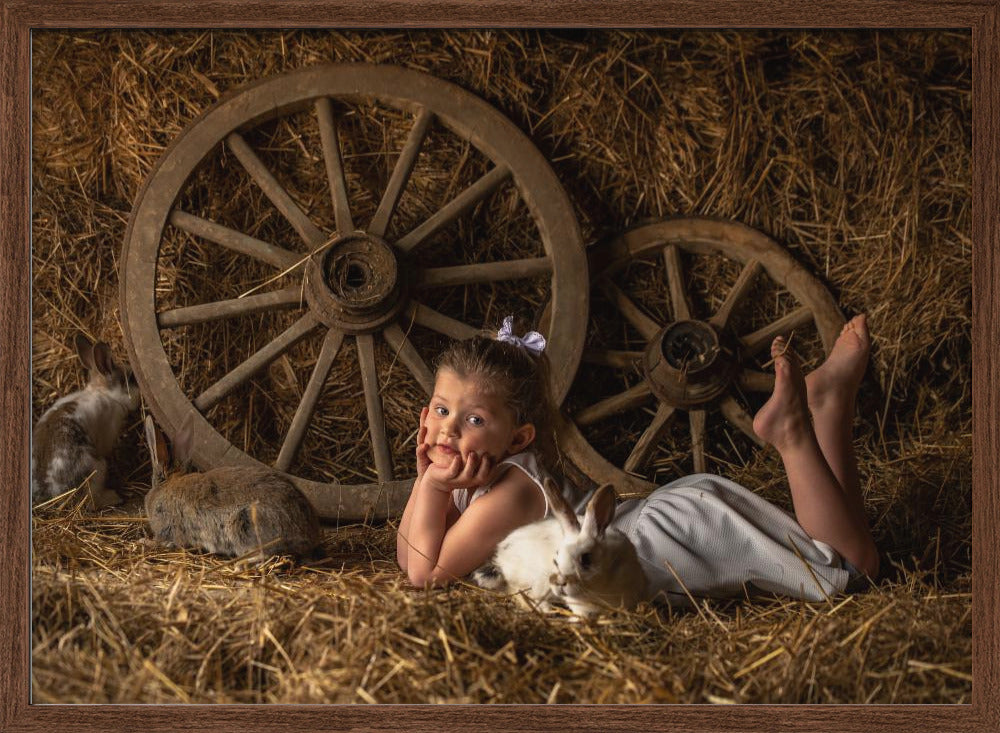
[120,64,587,520]
[557,217,845,496]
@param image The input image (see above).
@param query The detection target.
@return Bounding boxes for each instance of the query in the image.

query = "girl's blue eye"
[467,415,484,427]
[434,406,448,417]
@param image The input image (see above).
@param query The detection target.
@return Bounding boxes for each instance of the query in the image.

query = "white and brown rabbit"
[32,333,139,508]
[473,478,647,618]
[143,415,323,561]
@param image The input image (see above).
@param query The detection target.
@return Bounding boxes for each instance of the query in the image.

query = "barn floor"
[31,478,971,704]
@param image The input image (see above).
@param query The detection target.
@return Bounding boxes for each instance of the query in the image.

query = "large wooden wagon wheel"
[120,64,587,520]
[557,218,845,497]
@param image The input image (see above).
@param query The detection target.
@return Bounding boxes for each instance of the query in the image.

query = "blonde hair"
[435,325,559,471]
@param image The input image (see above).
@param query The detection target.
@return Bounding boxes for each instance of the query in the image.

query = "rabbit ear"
[172,415,195,467]
[92,342,116,376]
[541,477,579,535]
[145,415,169,476]
[580,483,617,540]
[75,333,96,371]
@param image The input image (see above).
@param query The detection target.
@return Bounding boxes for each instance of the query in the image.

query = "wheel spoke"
[193,313,321,412]
[414,256,552,289]
[709,259,763,331]
[315,97,354,234]
[598,279,662,341]
[739,306,814,354]
[689,409,707,473]
[403,301,479,340]
[581,349,644,369]
[718,395,765,447]
[168,210,303,271]
[356,333,393,482]
[574,381,653,427]
[274,328,346,472]
[226,132,328,248]
[396,165,511,253]
[368,107,433,238]
[662,244,692,321]
[158,287,303,329]
[737,368,775,393]
[623,402,676,474]
[382,323,435,396]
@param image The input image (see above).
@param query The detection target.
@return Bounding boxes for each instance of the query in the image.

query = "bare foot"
[804,314,870,415]
[752,336,815,451]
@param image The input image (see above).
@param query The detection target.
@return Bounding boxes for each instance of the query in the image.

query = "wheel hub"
[642,319,738,407]
[304,232,407,333]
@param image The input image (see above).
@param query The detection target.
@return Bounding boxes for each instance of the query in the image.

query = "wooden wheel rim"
[120,64,587,519]
[559,217,845,497]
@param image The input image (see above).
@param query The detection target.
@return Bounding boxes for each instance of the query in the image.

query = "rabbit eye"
[579,552,592,570]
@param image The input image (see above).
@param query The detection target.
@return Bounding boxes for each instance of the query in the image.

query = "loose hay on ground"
[31,500,971,704]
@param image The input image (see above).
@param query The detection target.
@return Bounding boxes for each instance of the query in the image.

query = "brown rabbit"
[32,333,139,508]
[144,415,323,561]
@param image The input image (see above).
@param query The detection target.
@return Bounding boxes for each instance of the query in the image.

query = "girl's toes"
[772,354,787,378]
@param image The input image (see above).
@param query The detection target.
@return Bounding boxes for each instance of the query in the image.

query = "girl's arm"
[396,474,459,572]
[397,408,461,572]
[395,476,419,572]
[396,411,428,572]
[404,462,545,587]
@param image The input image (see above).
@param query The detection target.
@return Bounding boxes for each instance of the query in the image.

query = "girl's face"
[423,368,535,467]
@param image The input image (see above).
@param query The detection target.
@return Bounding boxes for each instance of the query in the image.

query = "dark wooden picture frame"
[3,1,996,730]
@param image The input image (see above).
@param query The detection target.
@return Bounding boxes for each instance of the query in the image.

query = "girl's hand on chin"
[415,408,432,480]
[424,450,496,492]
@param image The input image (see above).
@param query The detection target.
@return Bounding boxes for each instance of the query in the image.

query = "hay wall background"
[31,30,971,704]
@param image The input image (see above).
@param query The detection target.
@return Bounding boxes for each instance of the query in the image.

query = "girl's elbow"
[407,567,455,588]
[407,568,434,588]
[406,570,444,588]
[395,541,408,572]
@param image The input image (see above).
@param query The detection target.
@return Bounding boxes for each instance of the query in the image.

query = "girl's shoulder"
[497,450,544,483]
[451,450,540,513]
[503,451,582,513]
[455,450,579,519]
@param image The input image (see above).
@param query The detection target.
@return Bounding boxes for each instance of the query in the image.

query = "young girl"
[398,313,879,604]
[396,316,562,587]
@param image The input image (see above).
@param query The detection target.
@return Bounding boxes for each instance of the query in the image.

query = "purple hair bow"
[496,316,546,355]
